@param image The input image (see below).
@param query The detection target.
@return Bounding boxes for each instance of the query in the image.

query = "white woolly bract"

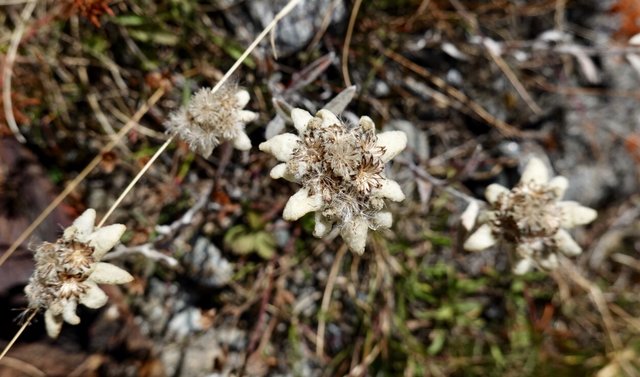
[165,83,257,157]
[260,108,407,254]
[24,208,132,338]
[464,157,598,274]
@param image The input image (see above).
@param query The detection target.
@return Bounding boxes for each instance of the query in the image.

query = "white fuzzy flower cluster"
[165,83,258,157]
[25,209,133,338]
[464,157,597,274]
[259,108,407,254]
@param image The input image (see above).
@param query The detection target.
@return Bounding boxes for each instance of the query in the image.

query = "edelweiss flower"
[25,209,132,338]
[165,83,258,157]
[464,157,597,274]
[259,108,407,254]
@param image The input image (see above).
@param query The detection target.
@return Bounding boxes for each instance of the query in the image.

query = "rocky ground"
[1,0,640,376]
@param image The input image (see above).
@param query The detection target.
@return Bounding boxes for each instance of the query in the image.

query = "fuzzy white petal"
[63,300,80,325]
[259,133,300,162]
[464,224,497,251]
[45,309,63,338]
[90,262,134,285]
[317,109,340,127]
[513,259,533,275]
[460,201,479,231]
[376,131,408,163]
[371,211,393,229]
[340,217,369,254]
[558,201,597,228]
[283,188,324,221]
[291,108,313,133]
[520,157,548,185]
[554,229,582,256]
[313,212,334,238]
[539,253,559,270]
[67,208,96,242]
[485,184,509,205]
[88,224,126,260]
[232,132,252,151]
[80,281,109,309]
[359,116,375,132]
[549,176,569,199]
[235,90,251,108]
[270,163,297,182]
[238,110,258,123]
[372,179,405,202]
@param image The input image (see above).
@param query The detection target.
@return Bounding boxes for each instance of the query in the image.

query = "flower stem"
[0,88,165,268]
[0,310,37,362]
[95,0,304,227]
[97,135,174,228]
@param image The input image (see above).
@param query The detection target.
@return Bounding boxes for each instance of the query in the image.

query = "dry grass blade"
[2,0,36,143]
[0,356,45,377]
[381,48,523,138]
[558,257,623,351]
[341,0,363,87]
[316,244,347,357]
[97,135,174,227]
[0,87,165,267]
[0,310,36,362]
[97,0,304,226]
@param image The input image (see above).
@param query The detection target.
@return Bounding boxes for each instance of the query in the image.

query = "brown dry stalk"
[381,47,524,138]
[342,0,363,87]
[558,257,623,351]
[316,244,348,357]
[2,0,36,143]
[0,87,165,268]
[0,0,305,361]
[0,310,36,361]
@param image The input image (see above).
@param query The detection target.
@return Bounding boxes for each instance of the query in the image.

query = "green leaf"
[114,15,146,26]
[247,211,264,230]
[428,329,446,355]
[229,234,256,255]
[254,231,276,259]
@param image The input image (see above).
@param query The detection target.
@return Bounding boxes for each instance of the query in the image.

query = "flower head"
[464,157,597,274]
[25,209,132,338]
[260,108,407,254]
[165,83,258,157]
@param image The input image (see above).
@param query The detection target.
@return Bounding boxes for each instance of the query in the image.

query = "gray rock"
[247,0,347,56]
[183,237,233,287]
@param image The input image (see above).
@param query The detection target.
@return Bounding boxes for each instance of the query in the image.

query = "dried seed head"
[260,108,407,254]
[464,157,598,274]
[24,208,133,338]
[165,83,257,157]
[491,182,561,242]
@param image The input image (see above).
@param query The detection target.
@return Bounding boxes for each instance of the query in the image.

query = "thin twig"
[2,0,36,143]
[316,244,348,357]
[96,0,303,227]
[381,47,523,137]
[0,310,37,362]
[483,39,542,115]
[558,257,622,351]
[0,356,45,377]
[0,88,165,267]
[349,344,381,377]
[96,136,174,227]
[213,0,303,95]
[341,0,363,87]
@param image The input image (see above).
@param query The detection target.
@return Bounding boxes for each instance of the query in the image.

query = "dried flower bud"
[464,157,597,274]
[260,108,407,254]
[165,83,258,157]
[24,209,132,338]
